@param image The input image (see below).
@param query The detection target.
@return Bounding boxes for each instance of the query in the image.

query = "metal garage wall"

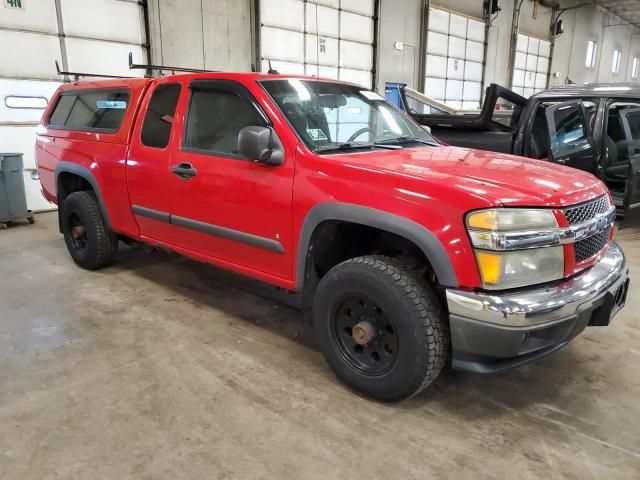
[511,33,550,98]
[259,0,376,88]
[424,7,485,110]
[0,0,146,212]
[146,0,253,72]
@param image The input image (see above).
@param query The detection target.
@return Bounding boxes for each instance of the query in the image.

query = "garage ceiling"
[591,0,640,29]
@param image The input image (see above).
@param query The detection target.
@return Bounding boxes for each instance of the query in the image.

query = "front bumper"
[446,242,629,373]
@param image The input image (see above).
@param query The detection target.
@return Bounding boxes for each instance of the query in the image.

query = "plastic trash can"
[0,153,34,229]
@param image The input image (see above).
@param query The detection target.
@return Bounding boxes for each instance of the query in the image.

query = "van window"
[141,84,181,148]
[183,86,264,157]
[48,89,130,132]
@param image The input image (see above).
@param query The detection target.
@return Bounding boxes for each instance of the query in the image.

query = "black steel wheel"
[61,191,117,270]
[313,255,449,402]
[332,295,399,376]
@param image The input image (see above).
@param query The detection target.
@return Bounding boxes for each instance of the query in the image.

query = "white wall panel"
[61,0,144,44]
[0,31,61,80]
[426,55,447,78]
[0,80,59,124]
[261,0,374,86]
[1,0,147,212]
[65,38,145,77]
[261,0,304,31]
[339,68,371,88]
[425,7,486,109]
[511,33,550,97]
[304,64,338,79]
[427,32,448,56]
[341,0,374,17]
[305,34,339,66]
[340,12,373,44]
[0,126,39,169]
[339,41,373,71]
[0,1,58,33]
[261,27,304,63]
[305,5,339,36]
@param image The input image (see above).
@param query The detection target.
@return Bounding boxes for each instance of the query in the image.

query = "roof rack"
[55,60,130,80]
[128,52,218,75]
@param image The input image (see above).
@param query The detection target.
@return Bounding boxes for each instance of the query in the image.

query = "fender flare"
[55,161,112,229]
[296,202,459,288]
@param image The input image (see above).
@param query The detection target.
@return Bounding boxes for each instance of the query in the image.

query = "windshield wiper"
[376,135,439,147]
[315,142,402,153]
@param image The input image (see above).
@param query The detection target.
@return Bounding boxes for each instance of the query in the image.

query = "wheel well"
[57,172,93,203]
[56,172,94,231]
[301,220,442,323]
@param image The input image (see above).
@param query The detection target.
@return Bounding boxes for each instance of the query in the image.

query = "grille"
[563,195,610,225]
[574,228,610,263]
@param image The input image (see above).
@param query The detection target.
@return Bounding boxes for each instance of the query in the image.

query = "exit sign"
[5,0,24,9]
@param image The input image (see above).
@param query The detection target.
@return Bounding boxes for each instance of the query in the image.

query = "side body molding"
[296,202,459,288]
[55,161,112,229]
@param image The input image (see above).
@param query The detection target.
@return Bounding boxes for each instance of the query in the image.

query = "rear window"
[48,89,130,132]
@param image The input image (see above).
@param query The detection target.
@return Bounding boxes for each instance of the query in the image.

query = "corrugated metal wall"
[0,0,147,212]
[259,0,376,88]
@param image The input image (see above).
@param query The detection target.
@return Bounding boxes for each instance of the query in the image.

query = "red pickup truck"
[36,72,630,401]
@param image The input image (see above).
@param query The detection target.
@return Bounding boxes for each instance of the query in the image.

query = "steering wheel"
[347,127,376,143]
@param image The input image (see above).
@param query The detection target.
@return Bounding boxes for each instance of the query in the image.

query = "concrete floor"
[0,211,639,479]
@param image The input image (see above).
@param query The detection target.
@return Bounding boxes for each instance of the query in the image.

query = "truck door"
[166,79,294,284]
[544,100,598,174]
[618,107,640,228]
[127,80,182,242]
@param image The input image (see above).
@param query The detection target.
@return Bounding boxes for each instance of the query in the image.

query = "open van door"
[618,107,640,228]
[544,100,598,174]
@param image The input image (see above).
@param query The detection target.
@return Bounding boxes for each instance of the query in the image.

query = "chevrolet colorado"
[36,72,630,401]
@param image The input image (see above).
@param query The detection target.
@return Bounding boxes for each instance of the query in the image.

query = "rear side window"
[48,89,130,132]
[141,84,181,148]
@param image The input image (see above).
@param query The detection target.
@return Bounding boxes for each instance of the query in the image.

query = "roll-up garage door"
[260,0,375,88]
[0,0,146,212]
[424,7,485,110]
[511,33,550,98]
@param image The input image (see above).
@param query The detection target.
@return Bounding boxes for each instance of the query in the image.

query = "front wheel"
[61,191,118,270]
[313,256,449,402]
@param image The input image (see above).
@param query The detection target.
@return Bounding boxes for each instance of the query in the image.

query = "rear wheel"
[313,256,449,402]
[61,191,117,270]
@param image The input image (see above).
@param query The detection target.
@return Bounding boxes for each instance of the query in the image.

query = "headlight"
[467,208,564,290]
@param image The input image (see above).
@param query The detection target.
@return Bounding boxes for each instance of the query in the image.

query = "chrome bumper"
[446,242,629,328]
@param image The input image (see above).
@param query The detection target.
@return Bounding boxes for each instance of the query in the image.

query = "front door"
[167,79,294,284]
[617,107,640,228]
[545,100,598,174]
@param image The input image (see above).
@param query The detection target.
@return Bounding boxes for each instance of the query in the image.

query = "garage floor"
[1,212,639,479]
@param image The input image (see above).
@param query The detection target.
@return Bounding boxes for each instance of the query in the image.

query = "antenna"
[267,59,279,74]
[315,3,320,79]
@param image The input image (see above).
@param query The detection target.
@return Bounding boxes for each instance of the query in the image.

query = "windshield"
[260,79,439,153]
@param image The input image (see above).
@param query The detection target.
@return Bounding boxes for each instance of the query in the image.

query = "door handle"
[557,157,570,164]
[171,162,197,179]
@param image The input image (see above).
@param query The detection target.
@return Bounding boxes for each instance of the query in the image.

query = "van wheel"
[313,256,449,402]
[61,191,117,270]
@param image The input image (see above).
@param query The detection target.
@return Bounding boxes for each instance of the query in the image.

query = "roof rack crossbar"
[55,60,130,80]
[128,52,218,75]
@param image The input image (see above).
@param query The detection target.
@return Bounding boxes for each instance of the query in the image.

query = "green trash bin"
[0,153,34,229]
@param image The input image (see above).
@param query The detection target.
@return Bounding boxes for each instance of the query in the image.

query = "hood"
[337,146,607,207]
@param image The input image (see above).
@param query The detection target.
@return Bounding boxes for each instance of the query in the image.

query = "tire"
[61,191,117,270]
[313,256,449,402]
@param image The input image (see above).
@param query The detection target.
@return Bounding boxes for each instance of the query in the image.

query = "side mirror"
[421,125,432,134]
[238,126,283,166]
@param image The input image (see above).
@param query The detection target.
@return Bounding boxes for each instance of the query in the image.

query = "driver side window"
[183,86,264,157]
